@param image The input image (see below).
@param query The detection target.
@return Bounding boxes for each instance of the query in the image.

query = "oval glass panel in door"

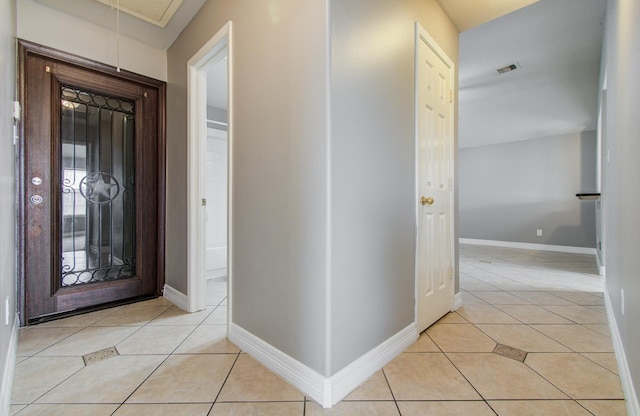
[60,85,136,286]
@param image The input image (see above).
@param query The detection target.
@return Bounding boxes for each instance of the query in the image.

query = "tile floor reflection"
[10,245,628,415]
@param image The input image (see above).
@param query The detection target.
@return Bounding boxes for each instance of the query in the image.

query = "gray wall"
[167,0,458,377]
[207,106,227,132]
[600,0,640,406]
[459,131,597,248]
[329,0,458,374]
[166,0,329,375]
[0,0,16,411]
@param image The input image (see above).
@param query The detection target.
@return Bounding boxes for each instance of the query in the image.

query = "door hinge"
[13,101,21,121]
[448,178,454,191]
[45,65,51,73]
[449,89,453,104]
[448,266,454,279]
[201,198,207,206]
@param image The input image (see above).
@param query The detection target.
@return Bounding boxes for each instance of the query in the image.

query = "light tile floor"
[10,245,628,415]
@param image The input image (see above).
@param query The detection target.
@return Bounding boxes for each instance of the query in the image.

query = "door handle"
[420,196,434,206]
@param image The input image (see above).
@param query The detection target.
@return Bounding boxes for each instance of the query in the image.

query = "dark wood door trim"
[17,40,166,325]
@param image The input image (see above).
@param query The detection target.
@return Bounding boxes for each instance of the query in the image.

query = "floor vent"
[493,343,527,362]
[82,346,119,366]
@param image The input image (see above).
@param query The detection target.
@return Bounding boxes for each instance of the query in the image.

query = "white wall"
[459,131,597,248]
[17,0,166,81]
[0,0,17,413]
[600,0,640,411]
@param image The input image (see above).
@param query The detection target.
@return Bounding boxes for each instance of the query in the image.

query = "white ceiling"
[436,0,540,32]
[35,0,207,49]
[457,0,606,148]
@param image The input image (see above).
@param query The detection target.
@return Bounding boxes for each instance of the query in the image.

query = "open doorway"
[187,22,232,325]
[204,57,229,305]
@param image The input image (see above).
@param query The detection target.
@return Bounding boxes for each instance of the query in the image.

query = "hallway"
[10,245,626,415]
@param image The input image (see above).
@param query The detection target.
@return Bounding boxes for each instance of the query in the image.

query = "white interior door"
[416,24,455,333]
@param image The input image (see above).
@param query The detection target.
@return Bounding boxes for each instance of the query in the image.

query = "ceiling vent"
[496,63,520,75]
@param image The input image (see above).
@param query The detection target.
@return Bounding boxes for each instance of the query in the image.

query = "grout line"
[211,351,241,405]
[380,368,401,415]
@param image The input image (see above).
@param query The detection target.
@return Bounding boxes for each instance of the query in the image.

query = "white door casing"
[415,23,455,333]
[187,22,232,315]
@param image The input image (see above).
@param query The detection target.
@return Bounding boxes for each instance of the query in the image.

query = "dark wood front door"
[19,41,165,324]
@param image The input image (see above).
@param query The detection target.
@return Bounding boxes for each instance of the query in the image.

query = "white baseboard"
[163,284,189,312]
[329,323,417,405]
[1,314,19,416]
[459,238,597,255]
[596,252,606,276]
[229,322,417,408]
[452,292,462,311]
[604,287,639,416]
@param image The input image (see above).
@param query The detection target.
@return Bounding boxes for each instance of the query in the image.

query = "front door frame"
[186,22,233,317]
[17,40,166,325]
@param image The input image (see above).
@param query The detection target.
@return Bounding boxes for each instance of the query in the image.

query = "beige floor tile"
[580,352,619,374]
[547,291,604,305]
[461,291,487,305]
[138,297,174,306]
[217,354,304,402]
[305,400,399,415]
[476,324,571,352]
[11,357,84,404]
[383,353,480,401]
[16,327,81,356]
[447,353,568,400]
[36,326,140,357]
[34,308,119,328]
[434,311,468,324]
[174,325,240,354]
[510,291,575,305]
[404,332,440,353]
[531,325,614,352]
[487,400,592,415]
[113,403,213,415]
[207,292,228,306]
[147,306,213,326]
[460,278,499,291]
[202,306,227,325]
[116,325,196,354]
[397,401,496,416]
[525,353,624,399]
[11,404,119,416]
[93,305,171,326]
[10,404,26,415]
[583,324,611,337]
[587,305,607,314]
[426,324,496,352]
[542,305,608,324]
[470,291,533,305]
[577,400,628,415]
[127,354,236,403]
[456,303,520,324]
[35,355,165,404]
[496,305,572,324]
[210,402,303,416]
[343,370,393,401]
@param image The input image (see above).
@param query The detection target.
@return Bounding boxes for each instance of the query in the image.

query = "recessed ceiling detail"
[96,0,183,28]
